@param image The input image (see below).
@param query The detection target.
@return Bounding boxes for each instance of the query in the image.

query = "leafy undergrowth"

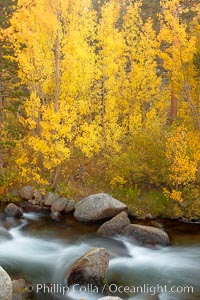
[111,188,183,219]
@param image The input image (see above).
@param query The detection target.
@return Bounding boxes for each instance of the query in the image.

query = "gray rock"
[67,248,109,289]
[122,224,170,246]
[19,186,34,200]
[0,227,12,242]
[22,203,43,213]
[3,218,22,230]
[44,192,60,206]
[33,191,43,203]
[0,266,12,300]
[98,297,123,300]
[74,193,128,222]
[51,197,67,212]
[64,199,75,213]
[97,212,130,236]
[5,203,23,218]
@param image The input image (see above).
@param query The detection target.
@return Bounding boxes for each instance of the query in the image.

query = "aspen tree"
[96,0,126,153]
[159,0,197,127]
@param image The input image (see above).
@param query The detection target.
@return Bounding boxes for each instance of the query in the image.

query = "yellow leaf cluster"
[166,126,199,189]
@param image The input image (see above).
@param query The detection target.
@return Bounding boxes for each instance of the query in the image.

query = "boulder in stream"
[19,186,34,200]
[0,266,12,300]
[122,224,170,246]
[5,203,23,218]
[97,212,130,236]
[21,202,44,213]
[67,248,109,289]
[74,193,128,222]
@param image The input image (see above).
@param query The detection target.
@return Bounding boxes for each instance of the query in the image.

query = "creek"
[0,210,199,300]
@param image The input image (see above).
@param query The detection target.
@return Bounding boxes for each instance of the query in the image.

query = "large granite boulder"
[5,203,23,218]
[67,248,109,289]
[51,197,67,213]
[0,267,12,300]
[97,212,130,236]
[0,227,12,242]
[74,193,128,222]
[122,224,170,246]
[44,192,59,206]
[19,186,34,200]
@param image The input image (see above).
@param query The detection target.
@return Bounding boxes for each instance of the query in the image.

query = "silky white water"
[0,212,199,300]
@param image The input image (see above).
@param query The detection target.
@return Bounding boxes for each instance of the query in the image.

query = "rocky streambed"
[0,188,200,300]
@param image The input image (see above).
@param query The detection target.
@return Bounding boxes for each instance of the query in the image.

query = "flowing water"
[0,209,199,300]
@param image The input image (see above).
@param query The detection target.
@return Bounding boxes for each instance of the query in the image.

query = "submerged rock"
[97,212,130,236]
[74,193,128,222]
[122,224,170,246]
[0,266,12,300]
[5,203,23,218]
[67,248,109,289]
[3,217,22,230]
[0,227,12,242]
[50,211,61,221]
[19,186,34,200]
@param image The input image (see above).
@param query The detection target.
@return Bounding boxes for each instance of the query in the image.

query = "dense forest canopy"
[0,0,200,219]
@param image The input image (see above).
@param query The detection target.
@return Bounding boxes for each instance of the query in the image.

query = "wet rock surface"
[97,212,130,236]
[0,266,12,300]
[5,203,23,218]
[67,248,109,289]
[122,224,170,246]
[0,227,12,242]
